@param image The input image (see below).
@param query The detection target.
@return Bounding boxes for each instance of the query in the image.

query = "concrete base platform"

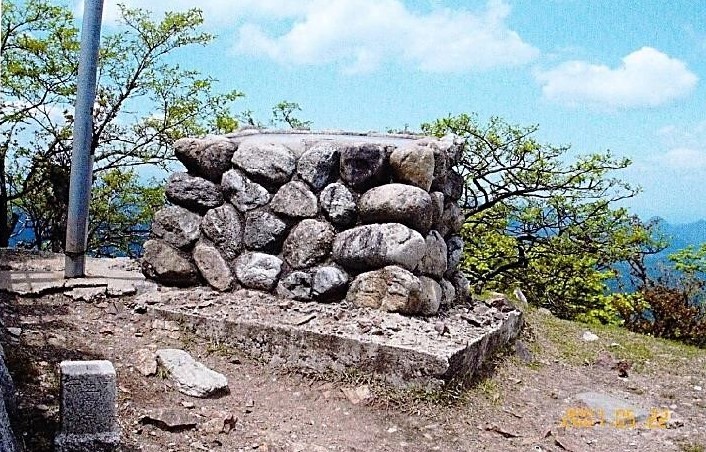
[141,288,523,388]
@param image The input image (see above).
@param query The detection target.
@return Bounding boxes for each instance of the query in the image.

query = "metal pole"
[65,0,104,278]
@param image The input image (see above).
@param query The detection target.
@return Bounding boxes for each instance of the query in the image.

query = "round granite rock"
[141,240,199,286]
[243,210,288,252]
[174,137,235,182]
[270,181,318,218]
[282,219,335,269]
[234,252,283,291]
[165,172,223,213]
[320,183,357,226]
[221,169,270,212]
[200,204,244,262]
[151,206,201,250]
[231,140,296,187]
[358,183,433,234]
[297,142,340,191]
[332,223,425,272]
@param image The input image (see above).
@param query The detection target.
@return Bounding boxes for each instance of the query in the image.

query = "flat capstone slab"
[142,289,523,388]
[55,360,120,452]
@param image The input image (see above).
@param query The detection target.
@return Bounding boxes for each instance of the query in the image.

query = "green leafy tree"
[1,0,242,252]
[423,113,648,319]
[271,101,312,129]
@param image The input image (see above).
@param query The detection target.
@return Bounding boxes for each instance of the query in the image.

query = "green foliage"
[669,243,706,276]
[423,113,646,320]
[1,0,242,253]
[271,101,312,129]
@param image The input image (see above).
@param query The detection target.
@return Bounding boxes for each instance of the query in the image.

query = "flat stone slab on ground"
[574,391,650,425]
[156,349,229,398]
[142,288,522,388]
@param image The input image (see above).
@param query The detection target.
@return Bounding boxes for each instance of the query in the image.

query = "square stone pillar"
[55,360,120,451]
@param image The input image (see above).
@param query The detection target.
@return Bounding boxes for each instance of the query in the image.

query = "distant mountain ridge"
[654,218,706,253]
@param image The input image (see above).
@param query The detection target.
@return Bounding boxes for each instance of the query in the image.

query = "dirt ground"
[1,288,705,452]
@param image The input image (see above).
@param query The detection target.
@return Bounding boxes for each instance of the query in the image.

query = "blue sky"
[77,0,706,223]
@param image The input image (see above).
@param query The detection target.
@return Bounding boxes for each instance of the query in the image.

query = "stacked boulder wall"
[142,131,470,314]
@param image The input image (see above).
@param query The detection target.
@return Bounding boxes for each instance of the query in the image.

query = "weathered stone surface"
[346,266,424,314]
[152,206,201,250]
[193,241,233,291]
[320,183,356,226]
[276,271,312,301]
[332,223,425,272]
[231,140,296,186]
[430,191,445,230]
[0,388,18,452]
[55,360,119,452]
[297,142,340,191]
[440,279,456,306]
[142,240,199,286]
[270,181,318,218]
[311,266,349,302]
[439,201,464,237]
[418,231,448,278]
[358,184,433,233]
[134,349,157,377]
[283,219,335,269]
[447,270,470,304]
[200,204,243,261]
[389,145,435,191]
[166,172,223,213]
[234,252,283,291]
[419,276,442,316]
[339,143,388,190]
[156,349,228,398]
[243,210,287,252]
[0,344,18,452]
[174,137,236,182]
[221,169,270,212]
[442,170,464,202]
[446,235,464,272]
[429,144,448,192]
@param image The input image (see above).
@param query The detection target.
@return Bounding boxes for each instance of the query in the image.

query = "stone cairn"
[142,130,470,317]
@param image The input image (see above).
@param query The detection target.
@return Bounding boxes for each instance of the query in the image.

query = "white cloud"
[655,147,706,170]
[233,0,539,74]
[536,47,698,108]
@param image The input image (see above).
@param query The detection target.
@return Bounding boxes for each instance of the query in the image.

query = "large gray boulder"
[270,181,318,218]
[200,204,243,261]
[442,170,464,201]
[311,266,349,302]
[418,231,448,278]
[429,143,448,192]
[297,142,340,191]
[440,278,456,306]
[418,276,442,316]
[346,266,424,314]
[221,169,270,212]
[339,143,388,190]
[319,183,357,226]
[276,271,312,301]
[174,137,235,182]
[156,349,228,398]
[446,235,464,272]
[439,201,464,237]
[152,206,201,250]
[166,172,223,213]
[243,210,287,252]
[231,140,296,186]
[358,184,433,233]
[234,252,283,291]
[332,223,425,272]
[193,241,234,291]
[282,219,335,269]
[389,145,435,191]
[141,240,199,286]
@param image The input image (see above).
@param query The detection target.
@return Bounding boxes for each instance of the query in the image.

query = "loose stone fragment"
[332,223,425,272]
[243,210,287,252]
[270,181,318,218]
[418,231,448,278]
[234,252,283,291]
[231,140,296,186]
[221,169,270,212]
[320,183,357,226]
[166,172,223,213]
[193,241,234,291]
[134,349,157,377]
[141,240,199,287]
[346,266,424,315]
[311,266,349,302]
[151,206,201,250]
[339,143,388,190]
[174,137,235,182]
[389,145,435,191]
[200,203,244,261]
[358,184,433,234]
[276,271,313,301]
[155,349,228,398]
[297,142,340,191]
[418,276,442,316]
[283,219,335,269]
